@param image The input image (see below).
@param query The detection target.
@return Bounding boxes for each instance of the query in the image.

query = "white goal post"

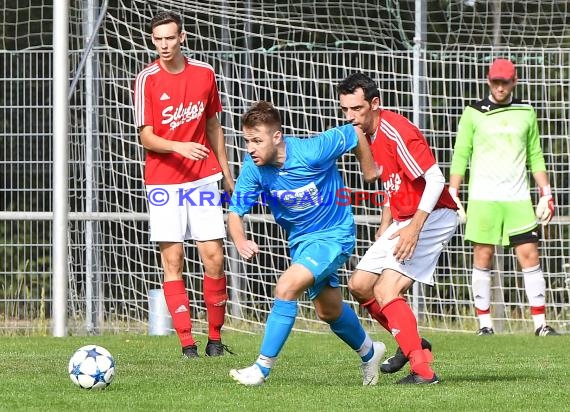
[1,0,569,335]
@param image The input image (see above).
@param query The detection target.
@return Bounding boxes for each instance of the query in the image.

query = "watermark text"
[146,187,388,208]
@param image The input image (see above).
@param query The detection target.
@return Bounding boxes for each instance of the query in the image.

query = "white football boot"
[230,364,266,386]
[360,341,386,386]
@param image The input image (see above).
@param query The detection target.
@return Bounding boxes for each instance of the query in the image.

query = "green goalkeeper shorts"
[465,199,538,246]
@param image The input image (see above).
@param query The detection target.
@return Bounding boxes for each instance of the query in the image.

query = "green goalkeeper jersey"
[450,96,546,201]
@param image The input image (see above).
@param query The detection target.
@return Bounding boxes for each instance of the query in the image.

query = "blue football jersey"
[229,124,358,246]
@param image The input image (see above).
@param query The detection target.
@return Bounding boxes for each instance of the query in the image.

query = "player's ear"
[273,130,283,144]
[179,30,186,43]
[371,96,380,111]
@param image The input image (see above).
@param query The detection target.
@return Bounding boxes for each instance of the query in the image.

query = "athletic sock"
[477,312,493,329]
[257,299,298,377]
[163,280,194,347]
[531,306,546,330]
[472,267,493,329]
[522,265,547,330]
[362,297,391,332]
[409,349,435,379]
[381,297,434,378]
[255,355,276,377]
[329,302,374,362]
[203,274,228,341]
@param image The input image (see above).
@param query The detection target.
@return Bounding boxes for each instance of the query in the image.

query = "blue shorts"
[290,235,355,300]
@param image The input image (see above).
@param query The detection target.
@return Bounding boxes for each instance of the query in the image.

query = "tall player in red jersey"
[337,73,458,384]
[133,11,234,358]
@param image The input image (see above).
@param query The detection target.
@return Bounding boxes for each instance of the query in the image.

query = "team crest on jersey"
[273,182,320,211]
[382,172,401,195]
[162,100,205,130]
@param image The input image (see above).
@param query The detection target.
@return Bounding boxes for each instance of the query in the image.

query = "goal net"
[1,0,569,335]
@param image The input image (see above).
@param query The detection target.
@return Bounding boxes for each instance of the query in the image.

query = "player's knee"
[316,305,341,323]
[372,283,399,307]
[347,272,370,301]
[274,282,303,301]
[160,244,185,276]
[473,245,494,267]
[201,253,224,276]
[516,248,540,268]
[162,258,184,279]
[203,261,224,277]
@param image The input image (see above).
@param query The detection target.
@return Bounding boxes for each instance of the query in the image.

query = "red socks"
[163,280,195,347]
[476,307,491,315]
[381,297,421,357]
[362,297,390,332]
[381,297,434,379]
[163,276,227,346]
[531,306,545,315]
[203,274,228,341]
[408,349,435,379]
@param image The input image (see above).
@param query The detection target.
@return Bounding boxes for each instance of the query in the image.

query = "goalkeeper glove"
[535,185,554,225]
[448,187,467,224]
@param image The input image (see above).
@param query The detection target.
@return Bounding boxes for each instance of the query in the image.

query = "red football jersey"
[370,110,457,221]
[134,57,222,185]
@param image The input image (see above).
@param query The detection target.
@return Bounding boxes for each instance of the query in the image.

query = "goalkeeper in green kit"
[448,58,559,337]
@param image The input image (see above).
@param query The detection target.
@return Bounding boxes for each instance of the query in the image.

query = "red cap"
[488,58,516,80]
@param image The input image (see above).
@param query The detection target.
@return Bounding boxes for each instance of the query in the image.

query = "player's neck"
[272,144,287,168]
[159,54,186,74]
[368,109,381,143]
[488,94,512,105]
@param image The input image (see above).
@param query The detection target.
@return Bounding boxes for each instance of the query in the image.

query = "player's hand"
[536,186,554,225]
[235,239,260,261]
[448,187,467,224]
[389,223,421,262]
[173,141,210,160]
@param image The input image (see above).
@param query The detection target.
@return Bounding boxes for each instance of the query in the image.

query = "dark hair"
[241,101,282,131]
[150,11,183,33]
[337,73,380,102]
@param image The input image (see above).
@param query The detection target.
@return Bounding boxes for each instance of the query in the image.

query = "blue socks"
[329,302,374,362]
[254,299,374,378]
[256,299,298,377]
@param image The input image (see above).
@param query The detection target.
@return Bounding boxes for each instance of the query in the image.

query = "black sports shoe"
[476,327,495,336]
[182,344,199,358]
[396,373,440,385]
[535,325,560,336]
[205,340,235,357]
[380,338,432,374]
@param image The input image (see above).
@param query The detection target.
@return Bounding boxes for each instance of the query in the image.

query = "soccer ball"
[68,345,116,389]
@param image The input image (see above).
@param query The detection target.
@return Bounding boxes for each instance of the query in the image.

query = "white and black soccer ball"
[68,345,116,390]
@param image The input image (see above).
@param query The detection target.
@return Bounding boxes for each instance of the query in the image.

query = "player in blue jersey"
[227,101,385,386]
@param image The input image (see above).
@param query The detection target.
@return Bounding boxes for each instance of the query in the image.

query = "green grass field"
[1,332,568,411]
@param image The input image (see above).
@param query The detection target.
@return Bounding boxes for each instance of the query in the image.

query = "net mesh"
[1,0,569,334]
